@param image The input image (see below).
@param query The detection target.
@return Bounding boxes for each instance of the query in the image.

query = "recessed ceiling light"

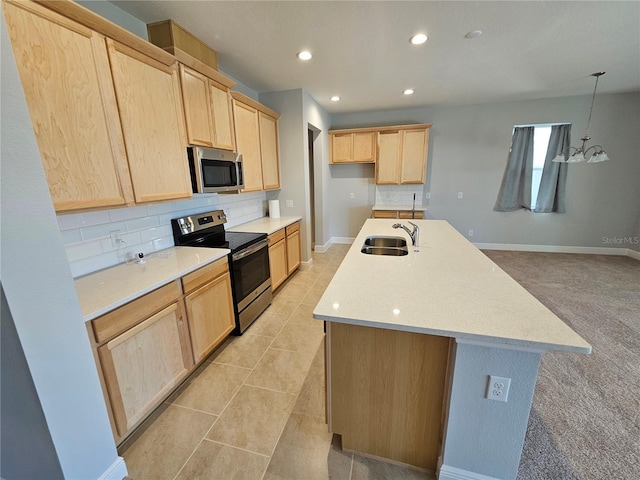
[464,30,483,39]
[403,89,415,95]
[331,96,341,102]
[410,33,428,45]
[297,50,312,60]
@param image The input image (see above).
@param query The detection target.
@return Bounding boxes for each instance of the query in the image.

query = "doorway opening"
[308,128,316,250]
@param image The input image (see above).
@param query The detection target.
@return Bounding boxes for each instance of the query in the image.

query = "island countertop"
[75,246,229,322]
[313,219,591,354]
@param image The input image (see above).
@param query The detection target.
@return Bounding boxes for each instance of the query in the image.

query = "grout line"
[202,438,271,458]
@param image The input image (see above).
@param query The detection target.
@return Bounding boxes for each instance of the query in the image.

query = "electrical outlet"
[425,192,431,199]
[468,230,474,237]
[285,200,293,208]
[487,375,511,402]
[458,192,464,199]
[349,192,355,199]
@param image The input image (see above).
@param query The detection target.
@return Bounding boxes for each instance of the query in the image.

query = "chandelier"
[553,72,610,164]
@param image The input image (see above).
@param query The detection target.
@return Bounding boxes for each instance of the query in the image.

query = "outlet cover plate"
[487,375,511,402]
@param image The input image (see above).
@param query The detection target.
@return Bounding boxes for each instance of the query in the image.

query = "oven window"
[232,245,270,302]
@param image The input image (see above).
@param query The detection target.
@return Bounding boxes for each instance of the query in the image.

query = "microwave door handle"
[232,238,269,261]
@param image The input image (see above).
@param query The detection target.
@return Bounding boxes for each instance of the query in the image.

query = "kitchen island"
[313,219,591,480]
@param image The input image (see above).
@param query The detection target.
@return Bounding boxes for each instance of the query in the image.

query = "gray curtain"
[534,124,570,213]
[494,126,535,211]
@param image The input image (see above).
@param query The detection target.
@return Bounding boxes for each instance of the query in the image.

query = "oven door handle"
[232,238,269,261]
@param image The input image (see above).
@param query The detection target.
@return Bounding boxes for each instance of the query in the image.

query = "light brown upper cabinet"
[231,92,281,192]
[259,111,280,190]
[178,62,236,151]
[107,40,192,203]
[330,131,376,164]
[376,126,430,185]
[4,0,195,210]
[3,0,134,212]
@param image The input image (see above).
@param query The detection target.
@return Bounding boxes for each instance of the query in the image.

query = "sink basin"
[361,246,409,256]
[363,236,407,248]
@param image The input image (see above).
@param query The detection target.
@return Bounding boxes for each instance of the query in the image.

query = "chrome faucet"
[393,221,420,246]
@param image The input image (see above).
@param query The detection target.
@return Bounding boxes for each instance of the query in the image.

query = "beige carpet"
[483,251,640,480]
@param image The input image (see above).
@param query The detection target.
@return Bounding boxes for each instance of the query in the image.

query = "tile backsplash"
[59,192,267,278]
[375,185,424,206]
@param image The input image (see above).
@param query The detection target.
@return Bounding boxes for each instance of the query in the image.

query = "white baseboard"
[474,243,632,256]
[300,258,313,270]
[97,457,127,480]
[628,249,640,260]
[438,464,500,480]
[314,237,354,252]
[330,236,355,245]
[314,239,332,253]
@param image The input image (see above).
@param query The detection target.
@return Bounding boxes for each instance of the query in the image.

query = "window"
[530,125,552,210]
[495,123,569,213]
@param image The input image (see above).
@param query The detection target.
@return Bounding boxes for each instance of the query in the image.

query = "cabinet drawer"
[269,228,285,245]
[372,210,398,219]
[92,281,181,345]
[399,211,425,219]
[285,221,300,236]
[182,256,229,294]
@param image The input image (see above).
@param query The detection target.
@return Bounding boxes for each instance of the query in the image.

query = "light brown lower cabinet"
[89,258,235,444]
[286,222,301,275]
[268,221,302,290]
[326,322,451,472]
[268,228,288,291]
[93,282,192,441]
[182,258,235,364]
[372,210,425,219]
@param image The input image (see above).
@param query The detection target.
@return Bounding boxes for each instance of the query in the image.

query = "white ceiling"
[111,1,640,114]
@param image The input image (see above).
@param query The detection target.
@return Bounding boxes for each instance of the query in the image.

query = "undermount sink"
[361,246,409,256]
[363,236,407,248]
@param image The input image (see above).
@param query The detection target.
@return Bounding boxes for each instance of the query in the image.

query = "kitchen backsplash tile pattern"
[59,192,267,278]
[375,185,424,205]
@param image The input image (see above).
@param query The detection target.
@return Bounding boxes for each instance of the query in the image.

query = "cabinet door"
[400,129,428,184]
[184,272,235,364]
[107,40,192,203]
[259,112,280,190]
[233,100,263,192]
[179,65,214,147]
[3,1,133,212]
[286,230,301,275]
[209,81,236,151]
[352,132,376,163]
[331,133,353,163]
[98,302,192,437]
[269,238,288,291]
[376,131,401,184]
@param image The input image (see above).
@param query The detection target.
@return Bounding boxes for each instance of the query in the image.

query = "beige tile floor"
[121,244,435,480]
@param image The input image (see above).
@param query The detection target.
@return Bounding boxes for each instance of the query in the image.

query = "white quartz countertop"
[313,219,591,354]
[75,246,229,322]
[372,204,428,211]
[228,216,302,235]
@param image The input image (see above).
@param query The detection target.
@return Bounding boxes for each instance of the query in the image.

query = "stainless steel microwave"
[187,146,244,193]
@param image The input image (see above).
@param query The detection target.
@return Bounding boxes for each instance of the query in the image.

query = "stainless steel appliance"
[187,146,244,193]
[172,210,271,334]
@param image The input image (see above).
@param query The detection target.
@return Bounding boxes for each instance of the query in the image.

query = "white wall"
[440,343,541,479]
[1,13,122,479]
[332,92,640,250]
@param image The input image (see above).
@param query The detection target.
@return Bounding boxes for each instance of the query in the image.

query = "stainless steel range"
[171,210,272,334]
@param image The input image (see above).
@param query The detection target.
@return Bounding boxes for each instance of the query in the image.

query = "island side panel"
[439,341,542,480]
[327,321,451,471]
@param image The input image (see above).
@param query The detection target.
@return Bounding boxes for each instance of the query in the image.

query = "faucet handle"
[408,221,418,229]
